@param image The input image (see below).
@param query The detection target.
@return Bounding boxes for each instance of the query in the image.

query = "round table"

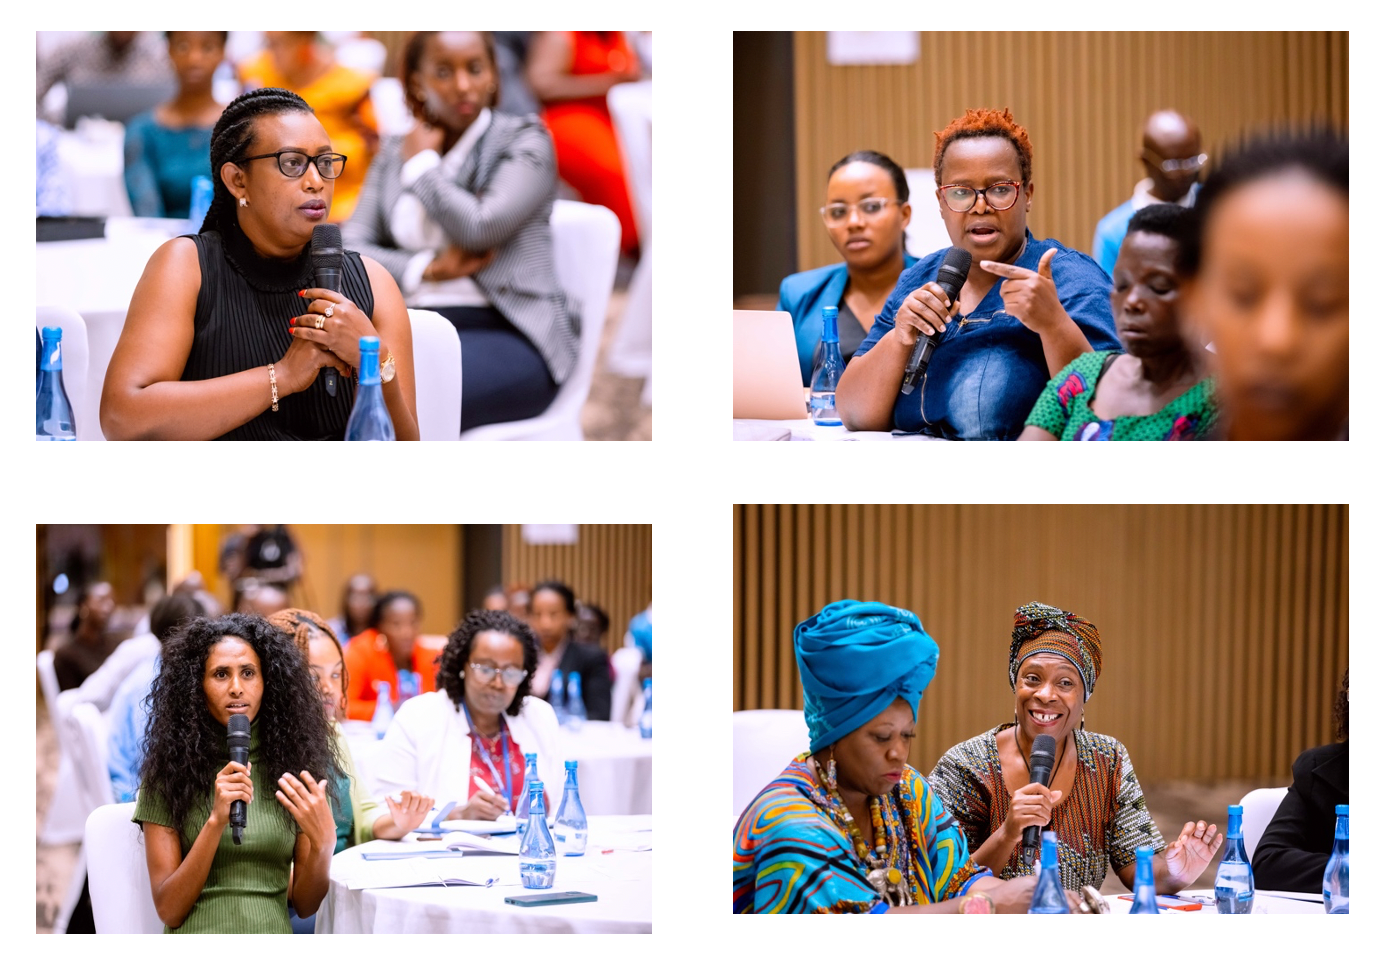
[345,718,652,816]
[1104,888,1325,915]
[316,815,652,933]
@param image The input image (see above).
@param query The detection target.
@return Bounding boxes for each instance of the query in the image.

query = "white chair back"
[85,802,164,933]
[903,167,956,259]
[604,82,653,383]
[36,307,91,440]
[732,710,811,817]
[407,308,463,440]
[68,700,116,810]
[38,650,88,845]
[460,200,620,440]
[609,646,645,727]
[1240,786,1289,862]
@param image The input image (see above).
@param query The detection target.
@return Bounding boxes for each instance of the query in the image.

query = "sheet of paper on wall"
[521,523,579,545]
[826,32,919,66]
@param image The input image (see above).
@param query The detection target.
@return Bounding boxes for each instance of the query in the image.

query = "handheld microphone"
[900,247,971,395]
[1021,733,1057,867]
[228,713,251,845]
[310,223,345,397]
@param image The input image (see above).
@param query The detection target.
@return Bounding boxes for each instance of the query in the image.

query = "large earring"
[238,197,248,207]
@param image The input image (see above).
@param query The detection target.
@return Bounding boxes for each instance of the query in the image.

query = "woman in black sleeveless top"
[102,88,419,440]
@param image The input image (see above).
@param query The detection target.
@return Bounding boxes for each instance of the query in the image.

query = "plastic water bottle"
[397,668,420,703]
[344,336,395,441]
[1128,845,1159,913]
[36,327,77,441]
[564,672,587,731]
[188,174,214,229]
[809,305,844,426]
[553,760,588,856]
[638,678,653,739]
[514,752,538,832]
[518,779,556,889]
[1028,831,1069,913]
[1323,803,1349,914]
[371,681,394,739]
[1214,803,1254,914]
[549,670,567,726]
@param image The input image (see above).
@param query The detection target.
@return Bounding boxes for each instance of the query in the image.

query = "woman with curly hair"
[371,609,561,821]
[134,613,342,933]
[266,608,433,851]
[838,107,1120,440]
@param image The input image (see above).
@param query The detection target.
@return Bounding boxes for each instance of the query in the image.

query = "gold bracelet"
[959,891,995,914]
[268,363,279,412]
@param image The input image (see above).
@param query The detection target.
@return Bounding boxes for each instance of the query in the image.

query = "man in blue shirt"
[1092,110,1205,277]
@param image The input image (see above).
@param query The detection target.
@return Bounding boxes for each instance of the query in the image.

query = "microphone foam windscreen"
[311,223,343,265]
[1030,733,1056,765]
[228,712,251,740]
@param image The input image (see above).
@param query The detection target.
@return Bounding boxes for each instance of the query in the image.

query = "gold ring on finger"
[315,315,325,330]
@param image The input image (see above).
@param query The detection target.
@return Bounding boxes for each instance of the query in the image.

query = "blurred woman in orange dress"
[527,31,641,255]
[239,31,377,221]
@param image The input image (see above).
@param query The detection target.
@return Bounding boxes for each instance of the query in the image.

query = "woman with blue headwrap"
[733,601,1045,914]
[928,601,1223,894]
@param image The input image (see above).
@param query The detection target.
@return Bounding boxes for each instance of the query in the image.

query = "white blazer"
[371,690,565,813]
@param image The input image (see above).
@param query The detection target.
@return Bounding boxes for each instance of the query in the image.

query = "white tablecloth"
[36,216,189,440]
[1105,888,1325,915]
[733,418,949,441]
[316,815,652,933]
[346,719,652,816]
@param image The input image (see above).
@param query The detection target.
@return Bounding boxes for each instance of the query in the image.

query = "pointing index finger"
[979,259,1034,279]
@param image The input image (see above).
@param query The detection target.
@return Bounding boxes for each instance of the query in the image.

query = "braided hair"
[200,87,315,234]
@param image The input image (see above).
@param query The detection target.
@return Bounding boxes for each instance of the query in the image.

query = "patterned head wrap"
[794,600,940,753]
[1009,601,1102,700]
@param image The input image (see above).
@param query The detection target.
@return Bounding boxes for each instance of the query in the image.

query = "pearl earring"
[239,197,248,207]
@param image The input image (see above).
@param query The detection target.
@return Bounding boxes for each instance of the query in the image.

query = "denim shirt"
[854,232,1120,439]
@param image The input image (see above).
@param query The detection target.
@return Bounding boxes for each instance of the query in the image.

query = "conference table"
[1103,889,1325,915]
[36,216,191,439]
[345,719,653,816]
[733,418,948,441]
[316,815,653,933]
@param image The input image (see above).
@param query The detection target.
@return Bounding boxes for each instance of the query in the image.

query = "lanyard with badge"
[462,702,513,813]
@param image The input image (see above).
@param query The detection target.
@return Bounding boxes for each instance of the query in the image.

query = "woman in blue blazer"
[776,150,917,384]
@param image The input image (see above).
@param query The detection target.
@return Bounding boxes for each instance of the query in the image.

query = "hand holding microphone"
[226,714,252,844]
[898,247,971,395]
[1016,733,1059,867]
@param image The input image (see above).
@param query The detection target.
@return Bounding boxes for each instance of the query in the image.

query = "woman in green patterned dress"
[134,613,342,933]
[928,602,1223,893]
[1019,205,1215,440]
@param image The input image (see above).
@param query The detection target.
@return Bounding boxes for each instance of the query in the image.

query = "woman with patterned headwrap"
[733,600,1047,914]
[928,601,1223,893]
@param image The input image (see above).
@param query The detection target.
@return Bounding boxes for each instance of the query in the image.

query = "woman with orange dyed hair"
[838,108,1120,440]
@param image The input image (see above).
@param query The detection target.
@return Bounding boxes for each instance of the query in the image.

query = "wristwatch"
[380,350,396,384]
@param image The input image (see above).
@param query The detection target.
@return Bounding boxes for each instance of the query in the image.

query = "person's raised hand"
[292,288,381,369]
[981,248,1067,335]
[277,770,336,852]
[210,760,253,828]
[385,790,436,836]
[1001,782,1063,844]
[457,786,507,821]
[1163,819,1223,886]
[894,282,960,346]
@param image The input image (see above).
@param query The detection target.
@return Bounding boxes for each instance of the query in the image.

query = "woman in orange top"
[343,591,444,721]
[239,31,377,222]
[527,31,641,255]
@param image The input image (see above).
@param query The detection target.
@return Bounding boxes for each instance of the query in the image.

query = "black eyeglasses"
[237,149,348,179]
[468,662,528,686]
[937,181,1022,213]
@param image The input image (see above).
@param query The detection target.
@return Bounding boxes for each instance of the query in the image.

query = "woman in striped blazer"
[344,31,578,431]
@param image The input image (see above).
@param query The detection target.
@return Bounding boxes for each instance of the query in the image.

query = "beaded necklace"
[816,753,915,906]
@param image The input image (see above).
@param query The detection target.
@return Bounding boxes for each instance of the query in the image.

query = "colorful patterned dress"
[733,754,990,913]
[927,725,1165,891]
[1025,350,1216,440]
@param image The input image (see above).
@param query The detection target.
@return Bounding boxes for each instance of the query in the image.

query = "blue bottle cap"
[565,760,577,771]
[822,306,838,320]
[1136,845,1153,857]
[525,752,537,763]
[1228,804,1243,815]
[1336,804,1349,815]
[41,326,63,341]
[359,335,380,352]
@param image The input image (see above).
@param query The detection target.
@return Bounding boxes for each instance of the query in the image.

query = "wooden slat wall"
[502,525,653,654]
[733,505,1348,783]
[791,31,1348,272]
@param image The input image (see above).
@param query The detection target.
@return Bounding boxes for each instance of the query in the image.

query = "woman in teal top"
[134,613,341,933]
[123,32,226,218]
[776,150,917,384]
[1020,204,1215,441]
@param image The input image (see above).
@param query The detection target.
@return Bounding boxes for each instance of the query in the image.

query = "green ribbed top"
[133,722,300,934]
